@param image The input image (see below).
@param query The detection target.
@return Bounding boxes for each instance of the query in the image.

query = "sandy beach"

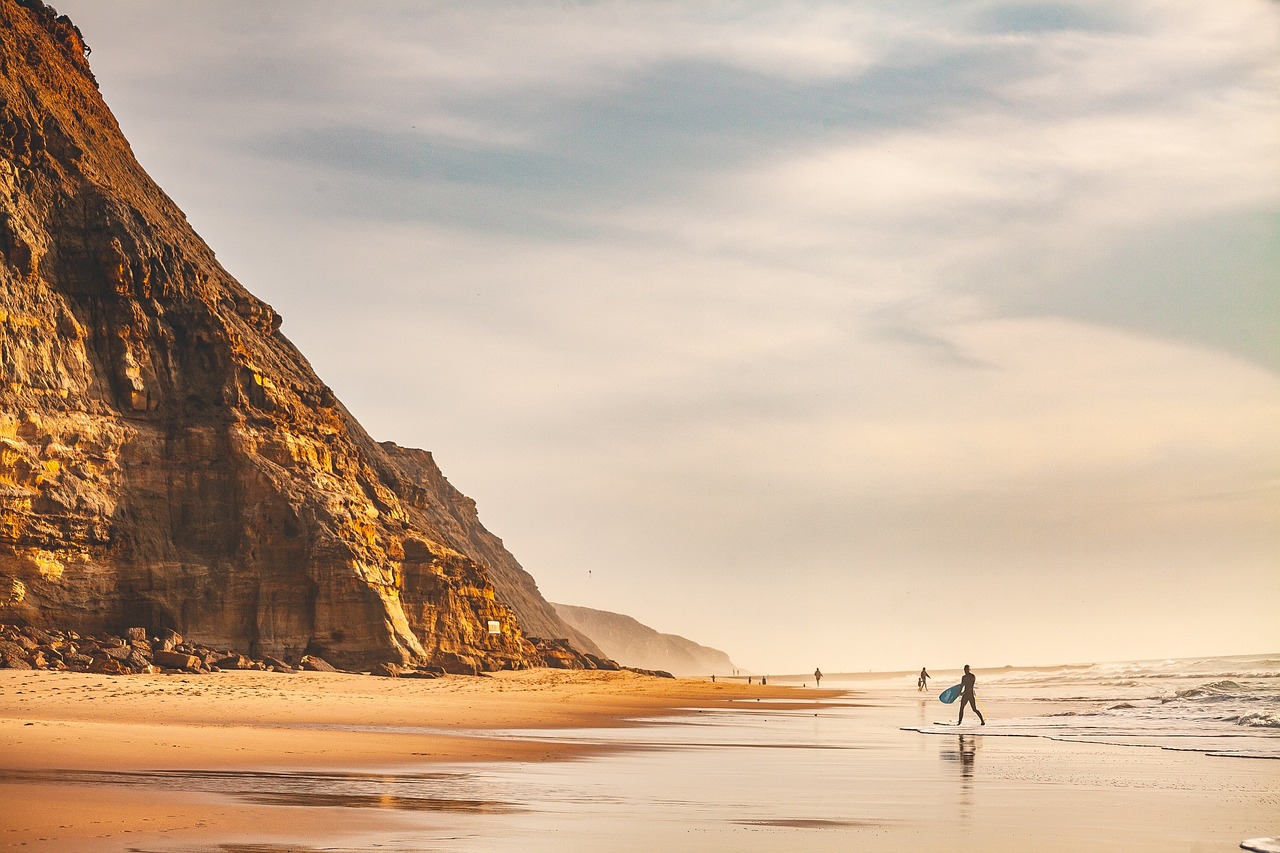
[1,666,1276,852]
[0,668,833,851]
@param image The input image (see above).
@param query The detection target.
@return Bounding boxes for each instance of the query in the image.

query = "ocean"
[899,652,1280,759]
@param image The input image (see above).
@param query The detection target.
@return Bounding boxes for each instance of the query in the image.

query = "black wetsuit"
[958,671,985,724]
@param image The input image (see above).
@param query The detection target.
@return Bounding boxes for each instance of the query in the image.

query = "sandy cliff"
[0,0,596,671]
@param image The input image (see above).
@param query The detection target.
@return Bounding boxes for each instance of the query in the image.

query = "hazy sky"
[55,1,1278,673]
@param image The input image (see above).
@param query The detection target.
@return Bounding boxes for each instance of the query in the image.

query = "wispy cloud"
[59,0,1280,669]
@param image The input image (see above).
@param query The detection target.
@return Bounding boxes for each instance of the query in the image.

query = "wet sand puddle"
[0,766,520,813]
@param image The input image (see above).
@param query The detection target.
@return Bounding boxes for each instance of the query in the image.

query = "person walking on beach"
[814,668,822,687]
[957,664,985,725]
[918,667,930,691]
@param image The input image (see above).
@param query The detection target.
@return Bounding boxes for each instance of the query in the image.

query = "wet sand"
[1,668,1276,852]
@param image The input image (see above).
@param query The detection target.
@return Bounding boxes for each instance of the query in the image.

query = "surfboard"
[938,683,963,704]
[933,720,959,726]
[1241,839,1280,853]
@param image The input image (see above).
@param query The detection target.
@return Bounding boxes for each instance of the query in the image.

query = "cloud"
[54,0,1280,670]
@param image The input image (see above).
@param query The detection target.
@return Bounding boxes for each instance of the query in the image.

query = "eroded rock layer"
[0,1,595,671]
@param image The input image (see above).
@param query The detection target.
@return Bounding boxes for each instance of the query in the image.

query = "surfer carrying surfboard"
[918,667,930,691]
[957,664,985,725]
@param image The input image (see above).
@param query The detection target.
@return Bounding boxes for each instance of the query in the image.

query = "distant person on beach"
[814,668,822,687]
[919,667,930,691]
[958,664,985,725]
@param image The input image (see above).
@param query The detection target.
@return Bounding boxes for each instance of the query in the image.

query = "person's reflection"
[940,733,979,775]
[940,733,979,817]
[957,734,976,780]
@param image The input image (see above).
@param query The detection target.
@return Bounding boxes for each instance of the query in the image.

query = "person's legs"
[959,694,983,724]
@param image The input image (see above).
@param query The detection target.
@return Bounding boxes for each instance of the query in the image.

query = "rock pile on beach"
[0,624,309,675]
[0,623,651,678]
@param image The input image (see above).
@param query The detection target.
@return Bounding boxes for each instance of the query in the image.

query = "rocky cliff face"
[376,443,604,658]
[553,604,737,676]
[0,0,596,671]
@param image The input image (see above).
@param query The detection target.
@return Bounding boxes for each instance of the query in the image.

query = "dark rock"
[62,652,93,670]
[124,627,147,643]
[369,662,402,678]
[214,654,252,670]
[525,637,608,671]
[88,657,126,675]
[624,667,676,679]
[19,626,52,645]
[433,652,479,676]
[261,656,294,672]
[299,654,338,673]
[152,650,201,671]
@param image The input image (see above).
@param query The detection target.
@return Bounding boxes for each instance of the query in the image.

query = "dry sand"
[0,667,826,768]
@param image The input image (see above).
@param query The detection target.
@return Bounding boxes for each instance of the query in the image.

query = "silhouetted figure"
[711,674,716,683]
[957,664,985,725]
[814,668,822,687]
[918,667,930,691]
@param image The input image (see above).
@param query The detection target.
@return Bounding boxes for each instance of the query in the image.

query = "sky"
[54,0,1279,674]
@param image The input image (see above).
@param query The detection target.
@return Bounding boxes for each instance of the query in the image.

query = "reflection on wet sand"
[130,846,389,853]
[738,818,889,829]
[940,734,979,779]
[0,767,520,813]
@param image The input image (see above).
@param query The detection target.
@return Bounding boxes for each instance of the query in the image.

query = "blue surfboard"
[938,683,963,704]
